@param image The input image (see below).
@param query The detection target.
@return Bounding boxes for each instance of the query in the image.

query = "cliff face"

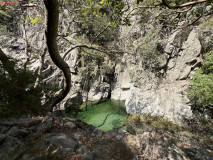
[111,28,202,124]
[0,1,213,124]
[89,4,213,124]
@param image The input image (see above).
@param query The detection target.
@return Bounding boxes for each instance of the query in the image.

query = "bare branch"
[177,12,212,29]
[124,4,161,20]
[58,35,75,45]
[162,0,210,9]
[63,44,125,60]
[90,24,111,46]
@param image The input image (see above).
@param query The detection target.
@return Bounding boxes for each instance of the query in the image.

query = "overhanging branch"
[63,44,125,60]
[162,0,210,9]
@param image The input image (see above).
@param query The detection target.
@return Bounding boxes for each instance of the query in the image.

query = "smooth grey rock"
[105,156,112,160]
[42,65,52,78]
[168,148,184,160]
[0,117,30,126]
[31,155,42,160]
[26,119,42,128]
[0,136,25,160]
[85,124,96,132]
[77,145,89,153]
[91,133,96,137]
[44,133,77,154]
[167,59,176,70]
[94,139,108,145]
[121,71,131,89]
[88,82,110,101]
[179,65,191,80]
[20,154,30,160]
[116,135,123,140]
[155,54,168,69]
[0,125,8,133]
[93,148,103,160]
[93,128,103,138]
[96,131,103,138]
[27,125,39,133]
[73,132,84,141]
[81,152,93,160]
[62,91,83,110]
[0,134,6,143]
[42,116,53,129]
[9,127,29,138]
[117,129,128,136]
[60,147,75,156]
[66,122,76,129]
[106,130,117,137]
[182,147,213,160]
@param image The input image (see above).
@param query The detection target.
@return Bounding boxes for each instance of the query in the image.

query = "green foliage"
[66,0,124,44]
[100,63,113,75]
[106,0,125,16]
[136,0,158,5]
[0,24,13,37]
[187,51,213,113]
[124,114,181,134]
[76,0,118,44]
[202,51,213,74]
[0,56,50,118]
[136,25,165,70]
[139,40,164,70]
[200,16,213,29]
[27,17,41,25]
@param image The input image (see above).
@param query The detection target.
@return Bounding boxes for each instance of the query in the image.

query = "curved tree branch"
[162,0,210,9]
[90,24,111,45]
[63,44,125,60]
[44,0,71,110]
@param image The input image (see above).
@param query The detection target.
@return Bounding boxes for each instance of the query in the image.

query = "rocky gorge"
[1,1,212,124]
[0,114,212,160]
[0,0,213,159]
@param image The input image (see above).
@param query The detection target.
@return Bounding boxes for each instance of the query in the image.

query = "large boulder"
[8,127,29,138]
[0,136,25,160]
[44,133,78,156]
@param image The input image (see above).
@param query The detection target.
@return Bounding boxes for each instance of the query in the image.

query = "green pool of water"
[68,99,127,131]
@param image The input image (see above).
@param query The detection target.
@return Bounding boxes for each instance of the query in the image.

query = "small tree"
[0,49,52,117]
[187,51,213,114]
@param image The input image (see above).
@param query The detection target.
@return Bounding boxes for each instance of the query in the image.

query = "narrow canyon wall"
[1,1,213,124]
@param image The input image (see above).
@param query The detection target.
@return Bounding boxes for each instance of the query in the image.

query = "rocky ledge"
[0,115,133,160]
[0,116,212,160]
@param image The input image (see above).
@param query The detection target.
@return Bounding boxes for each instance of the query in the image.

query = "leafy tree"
[0,49,53,117]
[2,0,210,113]
[187,51,213,114]
[43,0,213,109]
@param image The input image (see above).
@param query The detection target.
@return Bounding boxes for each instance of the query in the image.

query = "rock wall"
[109,2,213,123]
[111,26,205,124]
[1,1,213,124]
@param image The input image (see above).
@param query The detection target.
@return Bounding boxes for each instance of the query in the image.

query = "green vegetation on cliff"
[188,51,213,114]
[0,51,55,117]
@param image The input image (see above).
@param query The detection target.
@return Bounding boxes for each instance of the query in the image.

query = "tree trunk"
[44,0,71,110]
[20,5,30,71]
